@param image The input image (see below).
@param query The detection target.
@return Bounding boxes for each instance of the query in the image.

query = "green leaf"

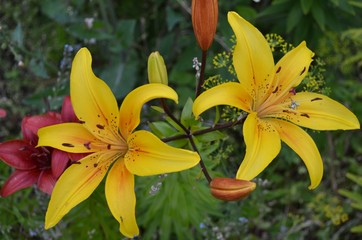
[235,6,258,20]
[165,116,185,133]
[342,28,362,43]
[286,3,303,33]
[166,6,183,31]
[67,22,114,41]
[11,23,24,47]
[149,121,177,138]
[338,189,362,203]
[300,0,314,14]
[137,170,219,239]
[99,56,138,99]
[346,172,362,186]
[41,0,75,24]
[196,130,226,143]
[311,2,326,31]
[115,19,136,48]
[331,0,356,14]
[214,106,220,125]
[350,0,362,8]
[181,97,198,127]
[150,105,165,114]
[351,202,362,210]
[29,58,49,78]
[351,225,362,233]
[257,0,291,18]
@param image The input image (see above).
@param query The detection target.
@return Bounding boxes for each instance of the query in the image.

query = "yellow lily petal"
[70,48,120,144]
[38,123,105,153]
[45,151,116,229]
[236,112,281,180]
[228,11,274,106]
[270,119,323,189]
[124,130,199,176]
[272,41,314,99]
[193,82,252,118]
[119,84,178,139]
[276,92,360,130]
[105,159,139,238]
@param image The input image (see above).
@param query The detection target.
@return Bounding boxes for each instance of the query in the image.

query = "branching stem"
[160,99,212,183]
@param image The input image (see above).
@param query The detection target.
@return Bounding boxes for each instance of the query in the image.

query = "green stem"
[160,99,212,183]
[162,116,245,143]
[195,50,207,97]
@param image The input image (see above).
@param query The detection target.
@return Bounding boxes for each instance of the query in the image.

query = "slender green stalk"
[195,50,207,97]
[160,99,212,183]
[162,116,245,143]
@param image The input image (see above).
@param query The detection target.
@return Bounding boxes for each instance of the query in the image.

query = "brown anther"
[84,142,91,150]
[311,97,322,102]
[62,143,75,147]
[300,67,306,76]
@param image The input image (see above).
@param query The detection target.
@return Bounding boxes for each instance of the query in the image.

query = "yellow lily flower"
[193,12,360,189]
[37,48,200,237]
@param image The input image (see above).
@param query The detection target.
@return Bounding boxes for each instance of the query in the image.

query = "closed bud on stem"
[210,177,256,201]
[147,51,168,85]
[192,0,218,51]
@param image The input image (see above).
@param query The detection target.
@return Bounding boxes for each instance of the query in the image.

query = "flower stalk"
[160,98,212,183]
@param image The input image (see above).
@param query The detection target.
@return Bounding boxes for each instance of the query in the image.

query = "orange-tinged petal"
[70,48,120,144]
[275,92,360,130]
[272,41,314,99]
[45,151,116,229]
[193,82,252,118]
[236,112,281,180]
[270,119,323,189]
[124,130,199,176]
[228,11,274,107]
[38,123,104,153]
[105,159,139,238]
[119,84,178,139]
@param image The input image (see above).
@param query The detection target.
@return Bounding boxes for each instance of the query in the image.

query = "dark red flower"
[0,96,84,196]
[0,108,6,118]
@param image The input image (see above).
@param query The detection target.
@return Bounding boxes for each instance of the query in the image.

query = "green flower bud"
[147,51,168,85]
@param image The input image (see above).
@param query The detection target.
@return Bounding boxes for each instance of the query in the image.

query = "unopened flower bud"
[192,0,218,51]
[147,51,168,85]
[210,177,256,201]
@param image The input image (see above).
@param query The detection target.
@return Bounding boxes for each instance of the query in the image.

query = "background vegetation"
[0,0,361,239]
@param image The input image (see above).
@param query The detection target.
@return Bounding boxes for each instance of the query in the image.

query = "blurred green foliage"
[339,173,362,233]
[0,0,361,239]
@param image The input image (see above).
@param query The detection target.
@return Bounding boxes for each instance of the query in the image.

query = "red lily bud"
[210,177,256,201]
[192,0,218,51]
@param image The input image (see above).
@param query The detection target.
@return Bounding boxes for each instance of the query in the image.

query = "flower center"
[256,88,297,118]
[31,147,52,170]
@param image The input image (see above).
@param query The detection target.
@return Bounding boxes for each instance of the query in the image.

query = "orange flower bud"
[192,0,218,51]
[210,178,256,201]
